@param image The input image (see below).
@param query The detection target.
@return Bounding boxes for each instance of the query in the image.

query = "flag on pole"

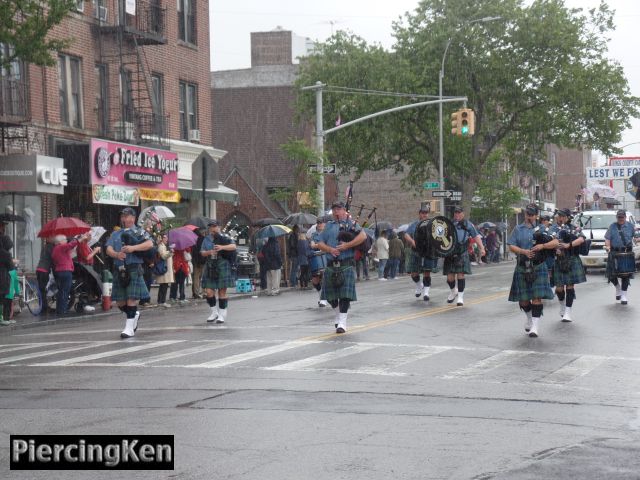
[345,181,353,211]
[335,114,341,127]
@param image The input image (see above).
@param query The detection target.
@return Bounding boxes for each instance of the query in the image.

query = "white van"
[572,210,640,271]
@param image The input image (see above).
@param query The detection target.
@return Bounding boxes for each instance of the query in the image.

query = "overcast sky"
[210,0,640,160]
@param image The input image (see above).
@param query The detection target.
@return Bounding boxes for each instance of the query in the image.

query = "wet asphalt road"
[1,260,639,479]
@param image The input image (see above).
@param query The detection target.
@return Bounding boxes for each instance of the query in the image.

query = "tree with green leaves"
[0,0,76,72]
[294,0,640,212]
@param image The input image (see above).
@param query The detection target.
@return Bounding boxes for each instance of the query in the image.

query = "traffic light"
[460,109,476,136]
[451,110,460,135]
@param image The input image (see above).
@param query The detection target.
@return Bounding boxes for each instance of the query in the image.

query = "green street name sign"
[423,181,440,190]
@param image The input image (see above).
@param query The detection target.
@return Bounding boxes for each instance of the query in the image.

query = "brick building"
[1,0,235,269]
[211,28,337,244]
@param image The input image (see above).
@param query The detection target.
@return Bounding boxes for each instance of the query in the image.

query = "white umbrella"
[88,226,106,246]
[583,184,617,198]
[137,205,175,226]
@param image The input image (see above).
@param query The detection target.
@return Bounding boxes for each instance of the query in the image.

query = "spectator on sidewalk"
[0,235,15,325]
[154,234,174,308]
[388,232,405,279]
[375,231,389,280]
[263,237,282,296]
[170,248,190,305]
[191,229,206,299]
[287,225,300,287]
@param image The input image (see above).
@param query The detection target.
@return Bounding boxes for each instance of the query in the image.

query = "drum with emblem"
[414,216,458,258]
[308,250,327,274]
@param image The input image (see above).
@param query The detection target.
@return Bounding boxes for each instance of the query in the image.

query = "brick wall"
[251,30,292,67]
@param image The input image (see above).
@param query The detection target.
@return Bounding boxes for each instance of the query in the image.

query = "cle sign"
[38,166,68,186]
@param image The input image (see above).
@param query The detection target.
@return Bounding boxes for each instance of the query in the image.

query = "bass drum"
[414,216,458,258]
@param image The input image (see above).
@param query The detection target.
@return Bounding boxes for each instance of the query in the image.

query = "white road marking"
[0,341,119,365]
[440,350,533,379]
[111,342,230,366]
[30,341,183,366]
[186,341,317,369]
[351,345,453,376]
[265,344,377,371]
[537,355,608,384]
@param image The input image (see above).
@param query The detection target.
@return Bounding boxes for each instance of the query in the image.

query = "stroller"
[46,262,103,314]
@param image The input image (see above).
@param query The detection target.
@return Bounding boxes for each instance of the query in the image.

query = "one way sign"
[432,190,462,199]
[308,164,337,174]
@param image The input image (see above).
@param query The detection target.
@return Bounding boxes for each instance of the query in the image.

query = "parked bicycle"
[13,273,43,317]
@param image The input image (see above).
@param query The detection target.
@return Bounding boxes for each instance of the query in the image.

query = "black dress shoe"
[336,327,346,334]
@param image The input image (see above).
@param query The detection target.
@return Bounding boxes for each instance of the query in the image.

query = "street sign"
[432,190,462,199]
[308,164,337,174]
[423,181,440,190]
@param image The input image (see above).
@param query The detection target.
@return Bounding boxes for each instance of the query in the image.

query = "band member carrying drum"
[308,217,329,307]
[316,201,366,334]
[443,206,485,306]
[605,209,636,305]
[201,219,237,323]
[507,204,558,337]
[549,208,586,322]
[404,202,438,302]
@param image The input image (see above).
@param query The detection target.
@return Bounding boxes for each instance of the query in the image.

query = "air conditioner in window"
[189,129,201,143]
[114,121,135,141]
[96,5,107,21]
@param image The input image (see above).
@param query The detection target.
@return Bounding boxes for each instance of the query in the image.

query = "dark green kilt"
[508,262,554,302]
[112,266,148,302]
[443,251,472,275]
[202,258,236,290]
[552,255,586,287]
[321,264,357,302]
[406,250,438,273]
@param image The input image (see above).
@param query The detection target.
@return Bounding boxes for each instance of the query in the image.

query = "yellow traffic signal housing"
[451,110,460,135]
[461,108,475,136]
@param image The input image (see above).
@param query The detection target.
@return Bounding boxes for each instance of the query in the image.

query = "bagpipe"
[559,210,591,256]
[121,228,156,260]
[531,224,556,265]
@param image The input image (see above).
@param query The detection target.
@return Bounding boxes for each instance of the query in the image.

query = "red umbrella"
[38,217,91,238]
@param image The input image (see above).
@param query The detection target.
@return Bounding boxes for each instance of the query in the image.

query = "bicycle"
[14,273,43,316]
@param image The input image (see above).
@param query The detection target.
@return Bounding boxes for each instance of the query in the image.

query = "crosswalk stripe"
[439,350,532,379]
[30,341,183,366]
[353,346,452,375]
[113,342,228,366]
[537,355,608,384]
[186,341,316,369]
[0,343,62,354]
[265,344,377,371]
[0,341,119,365]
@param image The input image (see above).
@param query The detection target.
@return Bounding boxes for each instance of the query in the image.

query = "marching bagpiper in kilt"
[105,207,154,339]
[443,206,485,306]
[549,208,587,322]
[201,219,237,323]
[404,202,439,302]
[308,217,329,308]
[604,209,636,305]
[507,204,558,338]
[316,201,366,334]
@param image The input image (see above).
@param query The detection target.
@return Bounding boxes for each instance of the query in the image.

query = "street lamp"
[438,16,501,215]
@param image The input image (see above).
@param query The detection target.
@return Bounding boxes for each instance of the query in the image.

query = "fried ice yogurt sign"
[587,166,640,180]
[90,139,178,190]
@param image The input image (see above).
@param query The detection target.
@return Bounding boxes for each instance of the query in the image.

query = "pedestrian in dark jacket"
[36,240,54,313]
[287,226,299,287]
[296,234,310,288]
[263,237,282,295]
[0,235,16,324]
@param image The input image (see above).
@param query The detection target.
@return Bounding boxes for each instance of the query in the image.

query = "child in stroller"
[46,261,103,314]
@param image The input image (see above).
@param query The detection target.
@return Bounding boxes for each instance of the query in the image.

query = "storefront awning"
[178,179,239,203]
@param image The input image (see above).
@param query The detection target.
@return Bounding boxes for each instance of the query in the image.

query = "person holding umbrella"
[105,208,154,339]
[201,219,237,323]
[316,201,366,334]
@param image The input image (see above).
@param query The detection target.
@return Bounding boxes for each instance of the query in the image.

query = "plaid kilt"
[202,258,236,290]
[443,251,472,275]
[406,250,438,273]
[508,262,554,302]
[321,264,357,302]
[112,266,148,302]
[552,255,586,286]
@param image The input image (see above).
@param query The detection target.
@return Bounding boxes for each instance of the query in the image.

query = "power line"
[323,85,441,99]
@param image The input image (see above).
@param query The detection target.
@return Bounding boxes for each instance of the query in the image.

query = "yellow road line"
[301,291,508,341]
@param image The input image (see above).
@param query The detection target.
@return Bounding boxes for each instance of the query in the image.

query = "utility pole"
[315,82,325,217]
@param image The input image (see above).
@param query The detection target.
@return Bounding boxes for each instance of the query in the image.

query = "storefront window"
[0,194,42,272]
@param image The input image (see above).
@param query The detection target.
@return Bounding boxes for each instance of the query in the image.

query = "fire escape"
[0,57,30,154]
[94,0,168,145]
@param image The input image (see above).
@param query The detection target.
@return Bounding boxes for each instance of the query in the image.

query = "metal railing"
[0,77,29,122]
[120,0,166,39]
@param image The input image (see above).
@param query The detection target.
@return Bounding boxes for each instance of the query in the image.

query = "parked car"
[236,246,258,278]
[572,210,640,271]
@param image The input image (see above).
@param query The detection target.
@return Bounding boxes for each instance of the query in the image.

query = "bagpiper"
[201,219,237,323]
[403,202,438,302]
[605,209,636,305]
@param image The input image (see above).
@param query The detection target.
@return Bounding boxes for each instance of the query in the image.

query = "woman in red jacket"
[51,233,90,314]
[169,247,190,305]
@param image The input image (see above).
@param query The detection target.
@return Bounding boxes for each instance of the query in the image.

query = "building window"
[0,43,25,118]
[119,69,133,122]
[177,0,196,44]
[179,81,197,140]
[151,73,165,136]
[58,54,83,128]
[95,64,108,135]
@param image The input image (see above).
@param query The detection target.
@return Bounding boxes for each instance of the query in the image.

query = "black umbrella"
[283,212,317,226]
[253,217,281,227]
[0,213,25,222]
[185,217,212,229]
[375,221,394,232]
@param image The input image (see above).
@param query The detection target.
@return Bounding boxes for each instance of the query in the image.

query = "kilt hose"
[406,250,438,273]
[112,266,148,302]
[202,258,236,290]
[509,262,554,302]
[552,255,586,287]
[443,251,472,275]
[321,264,357,302]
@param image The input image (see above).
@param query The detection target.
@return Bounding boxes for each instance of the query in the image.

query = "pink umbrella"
[168,227,198,250]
